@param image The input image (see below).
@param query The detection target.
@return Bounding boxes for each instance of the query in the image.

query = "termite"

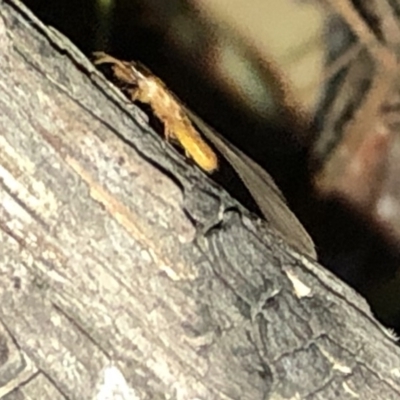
[93,53,316,258]
[93,52,218,173]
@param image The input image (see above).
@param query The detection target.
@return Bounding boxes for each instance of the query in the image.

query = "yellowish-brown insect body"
[138,75,218,172]
[94,53,218,173]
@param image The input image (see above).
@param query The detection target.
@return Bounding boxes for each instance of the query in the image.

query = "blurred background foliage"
[20,0,400,333]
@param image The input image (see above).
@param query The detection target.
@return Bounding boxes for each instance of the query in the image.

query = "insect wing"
[187,108,316,259]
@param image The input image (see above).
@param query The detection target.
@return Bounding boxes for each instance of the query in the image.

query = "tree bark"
[0,0,400,399]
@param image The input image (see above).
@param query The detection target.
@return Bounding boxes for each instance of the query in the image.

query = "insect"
[93,52,316,258]
[93,52,218,173]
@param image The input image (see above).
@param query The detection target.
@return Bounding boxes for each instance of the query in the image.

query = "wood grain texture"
[0,0,400,399]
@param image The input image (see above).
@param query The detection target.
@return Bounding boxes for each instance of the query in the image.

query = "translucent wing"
[186,108,316,259]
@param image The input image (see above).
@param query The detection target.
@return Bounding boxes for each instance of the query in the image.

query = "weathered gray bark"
[0,0,400,399]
